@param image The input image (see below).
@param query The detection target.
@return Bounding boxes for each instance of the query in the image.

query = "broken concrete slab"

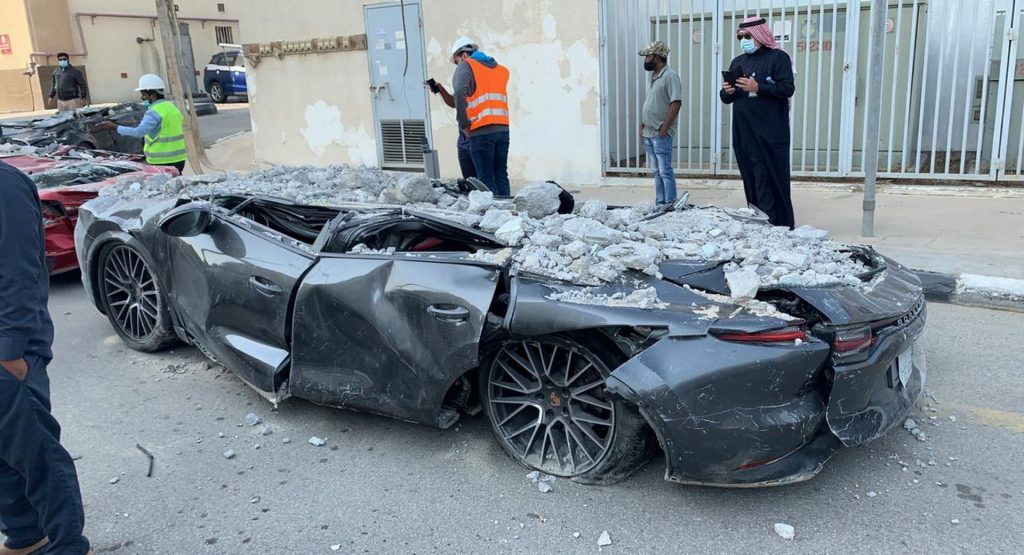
[725,266,760,302]
[514,182,562,219]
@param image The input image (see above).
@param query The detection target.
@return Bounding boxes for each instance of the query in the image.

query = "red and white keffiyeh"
[738,16,779,49]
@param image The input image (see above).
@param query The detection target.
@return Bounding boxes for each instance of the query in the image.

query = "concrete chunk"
[514,182,562,219]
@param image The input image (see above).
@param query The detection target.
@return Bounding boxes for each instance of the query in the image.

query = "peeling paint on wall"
[300,100,378,167]
[427,7,602,184]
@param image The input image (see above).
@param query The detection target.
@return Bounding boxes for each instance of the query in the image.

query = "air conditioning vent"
[380,119,426,169]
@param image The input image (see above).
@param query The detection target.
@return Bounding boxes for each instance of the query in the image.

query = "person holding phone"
[0,161,92,555]
[450,37,511,197]
[638,41,682,206]
[425,78,477,180]
[720,16,796,229]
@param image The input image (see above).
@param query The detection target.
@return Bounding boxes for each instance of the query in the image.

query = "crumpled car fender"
[605,334,832,483]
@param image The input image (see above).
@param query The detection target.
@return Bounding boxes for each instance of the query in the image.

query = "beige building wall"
[0,0,241,110]
[59,0,242,103]
[0,1,41,111]
[239,0,603,184]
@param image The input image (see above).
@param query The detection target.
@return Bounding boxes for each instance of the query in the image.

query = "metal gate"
[599,0,1024,182]
[365,1,431,170]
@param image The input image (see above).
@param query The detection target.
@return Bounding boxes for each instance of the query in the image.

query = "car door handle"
[248,275,283,296]
[427,304,470,322]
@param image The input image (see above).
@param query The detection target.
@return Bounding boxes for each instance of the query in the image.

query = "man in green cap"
[638,40,682,206]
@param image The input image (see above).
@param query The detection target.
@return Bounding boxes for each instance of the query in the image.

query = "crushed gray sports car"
[75,168,926,487]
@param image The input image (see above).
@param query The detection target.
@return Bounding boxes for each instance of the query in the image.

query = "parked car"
[1,103,149,154]
[2,150,177,274]
[203,49,247,103]
[75,184,927,487]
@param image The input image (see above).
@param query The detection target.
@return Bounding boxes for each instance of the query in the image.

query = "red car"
[1,150,179,274]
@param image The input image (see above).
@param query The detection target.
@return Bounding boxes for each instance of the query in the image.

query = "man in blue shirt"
[0,162,92,555]
[96,74,188,173]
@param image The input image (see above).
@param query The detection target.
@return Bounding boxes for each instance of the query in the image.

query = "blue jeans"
[469,131,510,197]
[0,355,89,553]
[643,134,677,205]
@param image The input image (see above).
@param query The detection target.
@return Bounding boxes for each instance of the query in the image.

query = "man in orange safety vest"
[451,37,511,197]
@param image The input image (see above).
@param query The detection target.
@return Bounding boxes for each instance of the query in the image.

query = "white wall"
[239,0,604,185]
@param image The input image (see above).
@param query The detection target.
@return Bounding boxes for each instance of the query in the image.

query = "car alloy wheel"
[209,82,225,103]
[101,244,161,342]
[486,338,616,477]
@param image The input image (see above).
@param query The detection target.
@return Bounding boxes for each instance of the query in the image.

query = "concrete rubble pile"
[0,143,43,156]
[101,165,871,309]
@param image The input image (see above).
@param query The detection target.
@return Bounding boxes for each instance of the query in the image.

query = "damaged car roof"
[98,165,877,309]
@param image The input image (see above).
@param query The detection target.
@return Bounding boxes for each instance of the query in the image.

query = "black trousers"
[457,145,477,180]
[733,133,795,229]
[155,160,186,173]
[0,355,89,553]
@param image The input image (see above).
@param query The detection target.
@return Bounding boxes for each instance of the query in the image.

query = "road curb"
[911,270,1024,312]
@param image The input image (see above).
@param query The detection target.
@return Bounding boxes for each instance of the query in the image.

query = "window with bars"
[215,26,234,45]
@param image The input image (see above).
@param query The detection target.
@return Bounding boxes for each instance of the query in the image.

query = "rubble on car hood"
[98,165,872,308]
[0,143,45,156]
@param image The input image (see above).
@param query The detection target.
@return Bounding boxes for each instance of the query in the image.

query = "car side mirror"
[159,202,214,237]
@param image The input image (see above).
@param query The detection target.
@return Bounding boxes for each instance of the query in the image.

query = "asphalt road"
[197,104,251,147]
[16,279,1024,554]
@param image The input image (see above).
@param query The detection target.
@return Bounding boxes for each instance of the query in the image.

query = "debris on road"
[308,436,327,447]
[903,418,927,442]
[109,477,120,485]
[245,413,261,427]
[597,531,612,546]
[573,532,581,539]
[223,449,236,459]
[773,522,795,540]
[281,437,291,444]
[136,443,155,478]
[951,519,961,525]
[526,470,556,493]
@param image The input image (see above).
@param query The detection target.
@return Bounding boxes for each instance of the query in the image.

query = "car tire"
[481,333,657,485]
[208,81,226,103]
[97,242,179,352]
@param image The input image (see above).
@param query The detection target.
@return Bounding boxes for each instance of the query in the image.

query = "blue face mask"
[58,60,69,68]
[740,38,757,54]
[143,100,152,107]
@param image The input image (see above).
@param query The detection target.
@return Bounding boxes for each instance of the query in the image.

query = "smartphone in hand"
[721,68,741,86]
[426,78,440,94]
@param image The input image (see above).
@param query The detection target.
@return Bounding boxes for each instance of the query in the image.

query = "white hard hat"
[135,73,166,91]
[450,36,477,57]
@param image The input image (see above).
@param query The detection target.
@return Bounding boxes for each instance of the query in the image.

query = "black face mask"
[643,60,656,71]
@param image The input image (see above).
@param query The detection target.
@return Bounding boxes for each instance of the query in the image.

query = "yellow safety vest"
[144,100,187,165]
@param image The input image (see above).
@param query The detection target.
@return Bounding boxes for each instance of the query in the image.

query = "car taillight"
[833,325,873,355]
[717,325,807,343]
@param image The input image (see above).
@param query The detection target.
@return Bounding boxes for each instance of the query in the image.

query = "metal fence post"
[862,0,887,237]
